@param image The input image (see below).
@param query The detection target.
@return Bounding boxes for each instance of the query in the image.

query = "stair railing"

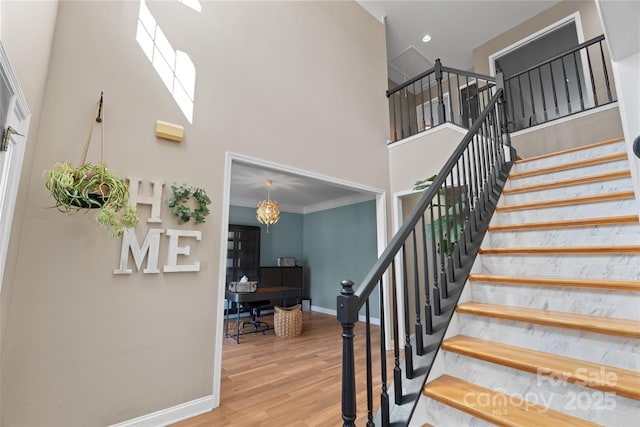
[387,59,497,143]
[502,34,614,132]
[338,70,516,426]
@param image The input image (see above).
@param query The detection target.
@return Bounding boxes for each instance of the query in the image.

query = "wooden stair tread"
[515,137,624,164]
[456,302,640,338]
[495,190,635,212]
[510,152,628,179]
[468,274,640,291]
[488,215,640,232]
[503,170,631,195]
[479,245,640,255]
[423,374,602,427]
[442,336,640,400]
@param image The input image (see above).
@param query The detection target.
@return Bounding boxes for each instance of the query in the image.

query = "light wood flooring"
[173,311,391,427]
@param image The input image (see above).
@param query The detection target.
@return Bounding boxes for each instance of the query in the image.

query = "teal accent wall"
[229,205,303,267]
[229,200,378,316]
[303,200,378,315]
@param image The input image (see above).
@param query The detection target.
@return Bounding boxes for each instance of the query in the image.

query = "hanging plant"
[44,93,138,238]
[167,183,211,224]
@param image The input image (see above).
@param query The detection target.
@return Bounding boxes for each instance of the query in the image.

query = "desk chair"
[241,300,270,333]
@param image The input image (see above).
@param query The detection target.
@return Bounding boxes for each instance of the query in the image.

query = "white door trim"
[212,152,389,406]
[0,42,31,292]
[488,12,585,77]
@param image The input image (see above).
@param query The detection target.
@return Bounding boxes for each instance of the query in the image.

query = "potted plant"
[44,93,138,237]
[414,175,465,255]
[45,161,138,237]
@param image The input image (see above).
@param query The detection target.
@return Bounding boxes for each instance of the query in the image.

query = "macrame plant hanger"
[79,92,105,180]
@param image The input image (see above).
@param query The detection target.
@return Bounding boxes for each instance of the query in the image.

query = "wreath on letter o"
[167,183,212,224]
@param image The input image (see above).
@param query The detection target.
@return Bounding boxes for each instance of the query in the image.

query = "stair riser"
[440,351,640,426]
[457,314,640,371]
[480,253,640,281]
[507,159,629,188]
[487,224,640,247]
[512,141,627,173]
[493,199,639,223]
[502,178,634,205]
[419,397,495,427]
[470,282,640,320]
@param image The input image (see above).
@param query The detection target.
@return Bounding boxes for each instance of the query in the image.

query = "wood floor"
[173,311,391,427]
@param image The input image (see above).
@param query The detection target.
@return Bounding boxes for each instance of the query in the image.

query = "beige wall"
[0,0,59,423]
[388,125,466,195]
[511,106,623,158]
[1,1,390,425]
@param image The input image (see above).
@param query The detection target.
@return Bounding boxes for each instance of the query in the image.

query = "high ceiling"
[358,0,562,84]
[231,0,563,213]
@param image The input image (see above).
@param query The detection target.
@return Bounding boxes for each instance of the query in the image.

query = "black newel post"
[337,279,359,427]
[496,70,512,150]
[434,59,446,124]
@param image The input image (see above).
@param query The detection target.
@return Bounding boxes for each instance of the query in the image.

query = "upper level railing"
[338,68,516,426]
[503,34,616,132]
[387,60,495,143]
[387,35,615,142]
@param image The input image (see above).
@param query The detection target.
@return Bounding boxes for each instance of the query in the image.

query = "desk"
[225,287,301,344]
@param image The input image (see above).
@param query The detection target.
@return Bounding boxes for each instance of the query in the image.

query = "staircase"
[417,137,640,426]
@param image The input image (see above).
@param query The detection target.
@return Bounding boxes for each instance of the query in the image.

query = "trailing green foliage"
[45,161,138,237]
[167,183,212,224]
[413,175,466,255]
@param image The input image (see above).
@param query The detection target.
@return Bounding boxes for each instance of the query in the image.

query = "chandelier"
[256,180,280,232]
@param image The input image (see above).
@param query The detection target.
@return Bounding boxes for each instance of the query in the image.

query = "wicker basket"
[274,304,302,338]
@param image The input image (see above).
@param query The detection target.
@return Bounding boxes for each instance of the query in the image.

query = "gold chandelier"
[256,180,280,232]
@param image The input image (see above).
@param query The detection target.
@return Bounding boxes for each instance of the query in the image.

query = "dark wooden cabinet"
[226,224,261,284]
[259,266,303,307]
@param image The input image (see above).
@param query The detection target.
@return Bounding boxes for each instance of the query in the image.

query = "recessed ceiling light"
[422,34,432,43]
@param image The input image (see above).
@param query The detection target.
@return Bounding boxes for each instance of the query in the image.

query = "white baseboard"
[311,305,380,325]
[109,395,214,427]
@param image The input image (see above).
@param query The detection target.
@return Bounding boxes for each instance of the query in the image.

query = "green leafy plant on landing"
[413,175,466,255]
[45,161,139,238]
[167,183,212,224]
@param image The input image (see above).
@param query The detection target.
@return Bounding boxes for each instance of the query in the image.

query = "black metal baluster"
[507,78,516,130]
[443,176,455,283]
[390,94,398,142]
[465,142,478,236]
[390,261,402,405]
[572,52,585,110]
[446,71,453,122]
[427,74,434,127]
[420,77,426,131]
[549,61,560,117]
[561,56,572,114]
[538,68,548,121]
[454,159,466,260]
[398,91,405,139]
[526,71,536,125]
[379,275,390,426]
[516,74,525,121]
[365,299,374,427]
[452,165,463,267]
[456,73,462,126]
[585,46,598,107]
[401,243,414,378]
[411,82,417,136]
[435,188,448,299]
[600,41,612,102]
[420,215,433,335]
[412,229,424,355]
[339,280,356,427]
[465,75,472,127]
[429,202,441,316]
